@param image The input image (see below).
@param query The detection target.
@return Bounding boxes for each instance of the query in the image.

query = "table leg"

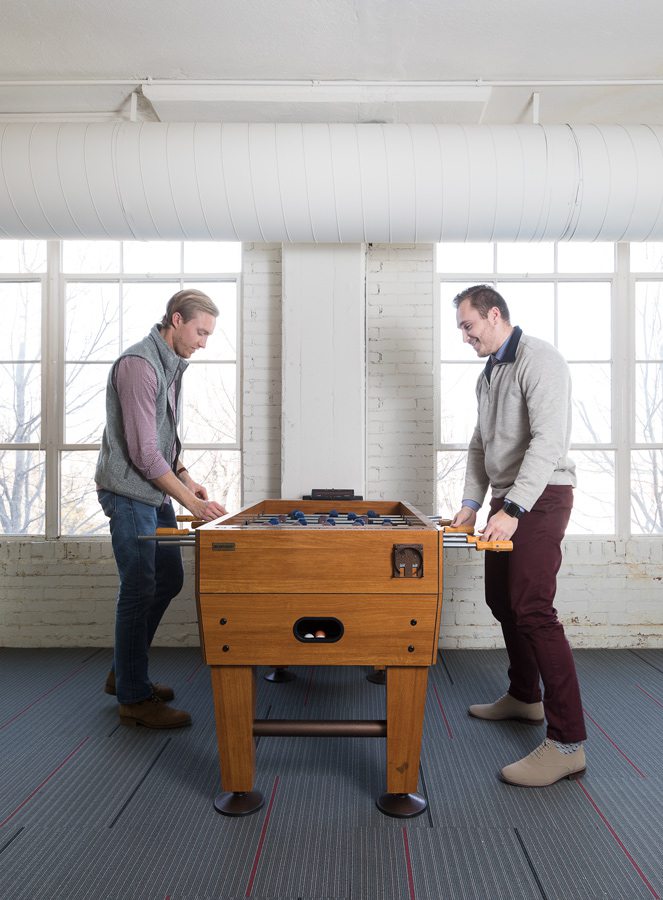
[210,665,264,816]
[377,665,428,818]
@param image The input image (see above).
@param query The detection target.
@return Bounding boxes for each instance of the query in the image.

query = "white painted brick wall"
[2,243,662,649]
[439,539,663,648]
[366,244,435,514]
[241,242,282,504]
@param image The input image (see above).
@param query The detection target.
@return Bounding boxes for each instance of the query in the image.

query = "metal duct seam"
[1,122,663,242]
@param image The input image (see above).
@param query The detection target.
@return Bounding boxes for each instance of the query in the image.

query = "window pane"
[65,282,120,361]
[568,450,614,534]
[0,449,45,534]
[0,282,41,360]
[62,241,120,274]
[557,242,614,273]
[635,363,663,443]
[497,282,554,340]
[437,450,467,514]
[184,242,242,273]
[0,240,47,273]
[436,243,493,274]
[440,282,482,359]
[440,363,481,444]
[183,281,237,359]
[121,282,180,349]
[496,242,553,274]
[631,449,663,534]
[437,450,491,523]
[123,241,181,274]
[569,363,611,443]
[65,363,109,443]
[60,451,108,535]
[558,282,611,360]
[175,449,241,512]
[635,282,663,360]
[180,363,237,443]
[631,243,663,273]
[0,363,41,442]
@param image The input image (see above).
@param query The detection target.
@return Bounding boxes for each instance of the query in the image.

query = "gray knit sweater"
[95,325,188,506]
[462,329,576,511]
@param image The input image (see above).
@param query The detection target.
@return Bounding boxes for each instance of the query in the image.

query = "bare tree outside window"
[437,243,620,535]
[633,280,663,534]
[1,239,241,537]
[0,241,45,534]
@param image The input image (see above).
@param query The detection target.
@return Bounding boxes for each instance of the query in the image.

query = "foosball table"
[165,498,511,818]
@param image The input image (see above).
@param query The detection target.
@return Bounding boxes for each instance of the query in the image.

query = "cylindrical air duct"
[1,122,663,242]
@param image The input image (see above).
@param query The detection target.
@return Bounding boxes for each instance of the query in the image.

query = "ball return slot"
[293,617,344,643]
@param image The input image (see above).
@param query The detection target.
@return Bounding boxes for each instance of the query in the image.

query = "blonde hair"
[161,289,219,327]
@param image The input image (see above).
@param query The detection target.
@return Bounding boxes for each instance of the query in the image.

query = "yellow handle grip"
[474,539,513,552]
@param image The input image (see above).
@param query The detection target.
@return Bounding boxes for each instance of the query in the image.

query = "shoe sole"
[119,716,192,729]
[499,766,586,787]
[106,686,176,702]
[468,711,544,725]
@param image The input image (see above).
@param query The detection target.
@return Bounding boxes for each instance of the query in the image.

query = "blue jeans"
[98,490,184,704]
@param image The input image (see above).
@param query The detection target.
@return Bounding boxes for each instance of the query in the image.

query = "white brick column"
[281,244,366,499]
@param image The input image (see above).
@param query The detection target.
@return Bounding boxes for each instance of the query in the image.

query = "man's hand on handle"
[450,506,477,529]
[480,509,519,542]
[153,469,228,523]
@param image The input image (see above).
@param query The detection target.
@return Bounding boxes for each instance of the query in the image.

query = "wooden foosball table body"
[195,498,443,817]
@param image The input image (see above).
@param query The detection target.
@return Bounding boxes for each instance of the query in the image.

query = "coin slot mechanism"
[393,544,424,578]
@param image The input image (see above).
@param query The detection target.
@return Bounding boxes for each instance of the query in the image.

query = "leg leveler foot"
[214,791,265,817]
[376,792,427,818]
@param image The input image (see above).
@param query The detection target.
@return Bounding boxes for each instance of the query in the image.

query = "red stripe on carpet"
[432,684,453,739]
[577,780,660,900]
[0,735,90,827]
[402,827,416,900]
[0,659,98,731]
[635,683,663,709]
[245,776,280,898]
[185,661,204,683]
[583,708,646,777]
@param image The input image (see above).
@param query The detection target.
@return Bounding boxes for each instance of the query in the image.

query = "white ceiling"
[3,0,663,125]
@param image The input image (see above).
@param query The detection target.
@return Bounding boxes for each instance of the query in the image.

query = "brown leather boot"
[105,670,175,702]
[119,695,192,729]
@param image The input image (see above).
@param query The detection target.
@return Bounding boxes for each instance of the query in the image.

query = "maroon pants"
[485,485,586,743]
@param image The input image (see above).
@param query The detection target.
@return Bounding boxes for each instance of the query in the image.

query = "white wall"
[2,243,662,649]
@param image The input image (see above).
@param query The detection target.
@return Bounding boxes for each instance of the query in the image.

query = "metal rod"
[138,535,195,544]
[253,719,387,737]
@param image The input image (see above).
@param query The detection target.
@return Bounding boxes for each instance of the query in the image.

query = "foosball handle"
[475,539,513,552]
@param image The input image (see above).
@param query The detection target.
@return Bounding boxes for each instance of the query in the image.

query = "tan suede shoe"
[500,740,586,786]
[105,670,175,702]
[119,695,192,729]
[469,693,544,724]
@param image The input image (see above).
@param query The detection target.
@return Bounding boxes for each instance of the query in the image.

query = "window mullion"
[614,242,631,540]
[44,240,64,539]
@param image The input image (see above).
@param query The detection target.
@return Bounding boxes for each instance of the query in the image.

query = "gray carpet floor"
[1,648,662,899]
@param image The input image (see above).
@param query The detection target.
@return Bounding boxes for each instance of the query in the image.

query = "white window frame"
[434,241,659,540]
[1,239,242,539]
